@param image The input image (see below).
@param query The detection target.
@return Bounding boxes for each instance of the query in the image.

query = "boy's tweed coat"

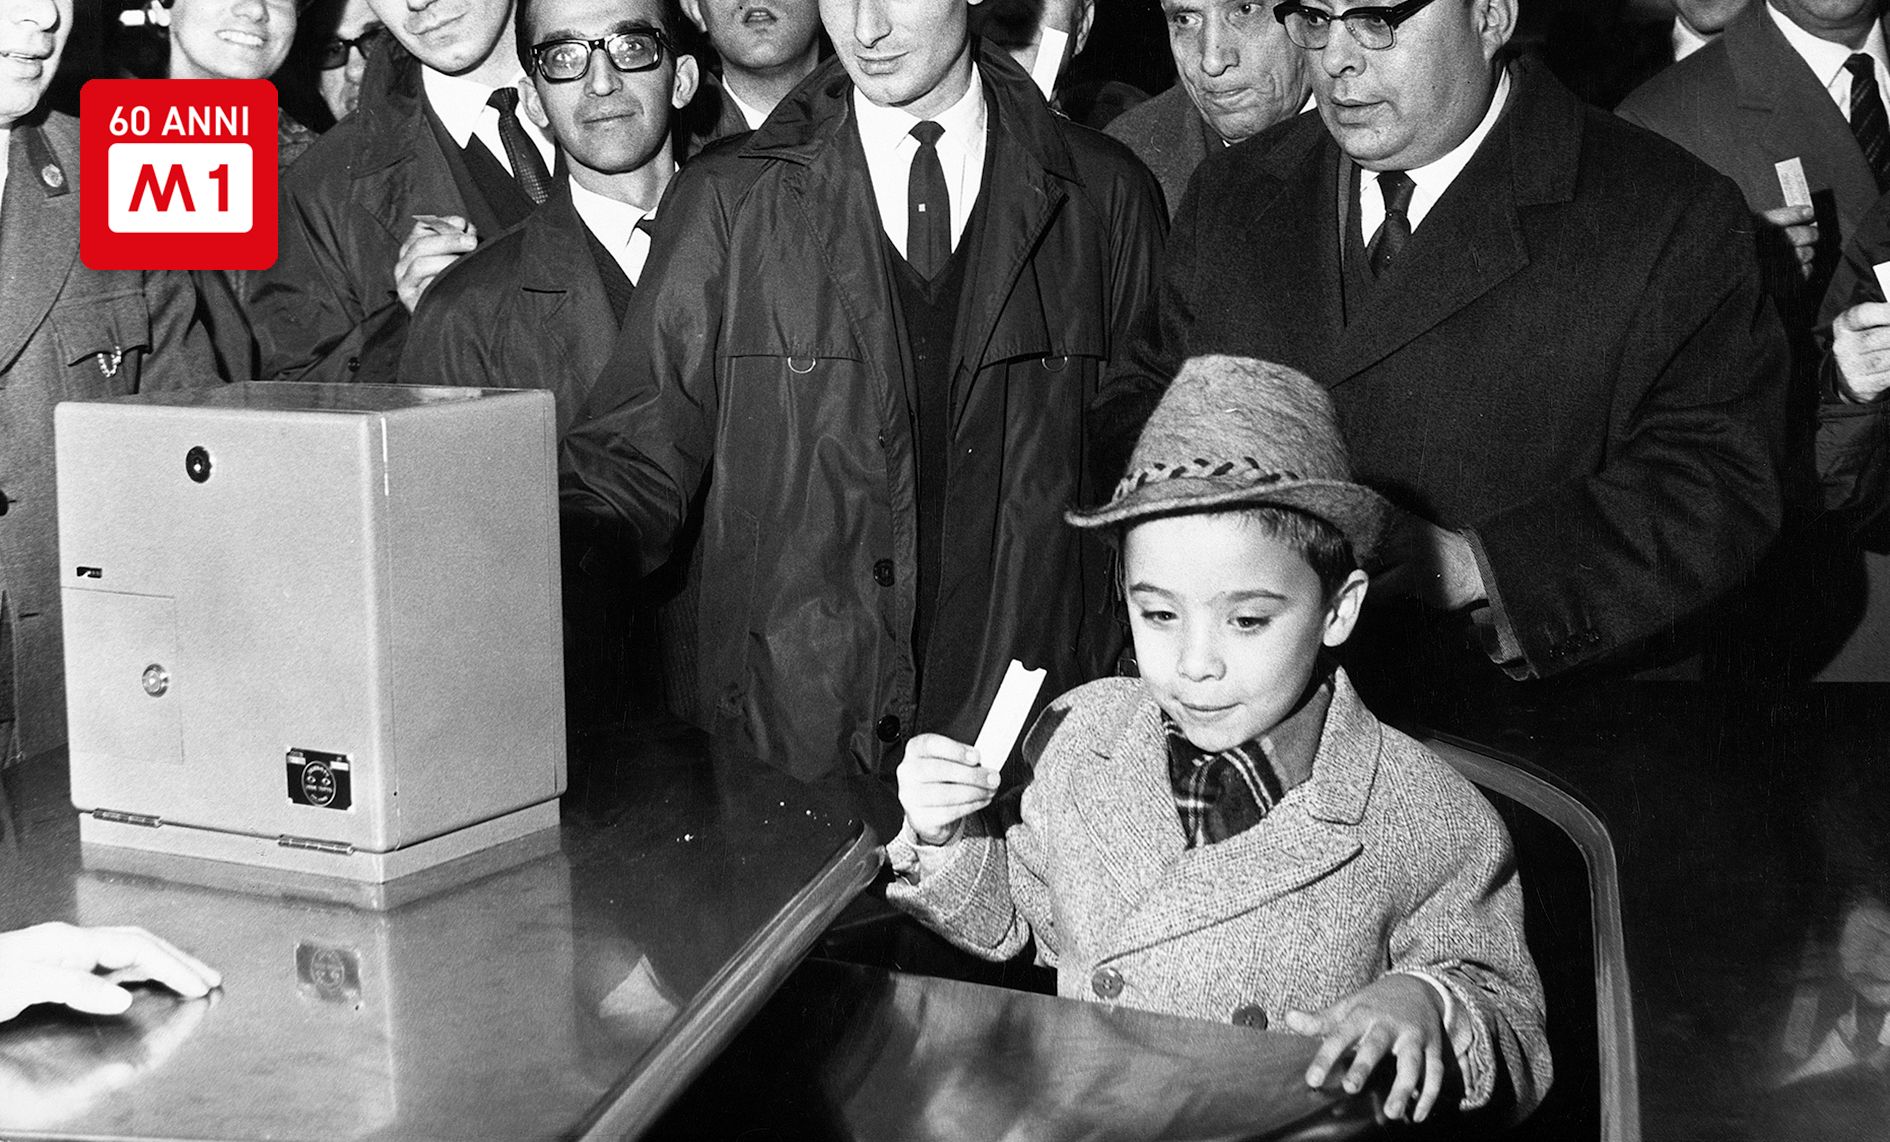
[889,669,1552,1115]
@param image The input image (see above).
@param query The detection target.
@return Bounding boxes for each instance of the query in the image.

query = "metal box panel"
[55,383,564,873]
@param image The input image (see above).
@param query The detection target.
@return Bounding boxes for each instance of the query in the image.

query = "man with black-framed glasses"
[400,0,700,739]
[1099,0,1790,716]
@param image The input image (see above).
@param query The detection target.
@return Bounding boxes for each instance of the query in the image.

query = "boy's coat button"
[1231,1004,1268,1029]
[1090,966,1124,999]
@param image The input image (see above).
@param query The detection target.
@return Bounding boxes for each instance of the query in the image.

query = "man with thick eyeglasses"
[252,0,557,383]
[1100,0,1787,716]
[401,0,700,742]
[560,0,1164,782]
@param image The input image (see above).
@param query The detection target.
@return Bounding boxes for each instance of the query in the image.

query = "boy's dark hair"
[516,0,692,74]
[1122,505,1360,601]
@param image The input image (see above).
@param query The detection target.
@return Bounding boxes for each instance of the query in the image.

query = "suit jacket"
[1104,84,1219,221]
[1616,1,1884,321]
[0,113,215,761]
[400,181,618,437]
[888,670,1552,1116]
[251,43,494,385]
[561,45,1165,780]
[1110,58,1787,678]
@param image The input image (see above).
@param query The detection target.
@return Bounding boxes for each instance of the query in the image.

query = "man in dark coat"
[1107,0,1786,709]
[1106,0,1309,218]
[561,14,1164,782]
[1618,0,1890,680]
[678,0,821,153]
[250,0,556,384]
[0,0,216,765]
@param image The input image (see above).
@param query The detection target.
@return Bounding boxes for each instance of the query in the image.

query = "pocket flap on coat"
[51,291,153,368]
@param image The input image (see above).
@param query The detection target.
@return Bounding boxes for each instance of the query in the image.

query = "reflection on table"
[0,728,881,1140]
[650,957,1377,1142]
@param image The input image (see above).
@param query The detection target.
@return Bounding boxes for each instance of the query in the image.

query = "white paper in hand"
[1873,261,1890,301]
[973,660,1046,771]
[1776,158,1813,208]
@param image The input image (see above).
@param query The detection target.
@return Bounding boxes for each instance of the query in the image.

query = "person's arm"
[1469,178,1787,675]
[559,162,731,579]
[1380,794,1549,1117]
[0,923,220,1022]
[1813,199,1890,530]
[250,168,409,383]
[1089,150,1172,491]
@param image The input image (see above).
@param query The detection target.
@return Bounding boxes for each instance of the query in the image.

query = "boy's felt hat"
[1068,355,1392,561]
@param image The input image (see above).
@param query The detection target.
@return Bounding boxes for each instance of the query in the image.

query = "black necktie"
[487,87,552,206]
[907,121,950,279]
[1367,170,1415,277]
[1848,55,1890,193]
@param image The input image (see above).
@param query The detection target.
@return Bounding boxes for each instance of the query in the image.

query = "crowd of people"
[3,0,1890,1112]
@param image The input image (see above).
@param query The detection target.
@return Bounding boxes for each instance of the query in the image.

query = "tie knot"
[910,120,945,148]
[1377,169,1415,215]
[488,86,520,115]
[1850,54,1878,83]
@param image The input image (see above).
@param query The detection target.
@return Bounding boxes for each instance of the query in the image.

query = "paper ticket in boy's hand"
[1873,261,1890,302]
[974,661,1046,771]
[1775,157,1812,208]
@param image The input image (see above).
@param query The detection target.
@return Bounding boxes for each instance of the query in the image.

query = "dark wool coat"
[1112,57,1788,678]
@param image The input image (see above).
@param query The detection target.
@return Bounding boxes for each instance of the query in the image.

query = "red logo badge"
[79,79,278,271]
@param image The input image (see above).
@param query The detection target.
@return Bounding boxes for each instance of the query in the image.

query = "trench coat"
[561,45,1165,780]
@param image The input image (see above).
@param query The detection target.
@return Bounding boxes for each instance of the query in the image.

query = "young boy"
[888,355,1552,1123]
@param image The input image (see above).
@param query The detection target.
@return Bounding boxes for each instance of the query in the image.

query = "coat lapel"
[0,120,79,377]
[517,188,617,420]
[1230,121,1346,381]
[1331,67,1547,384]
[1101,675,1382,960]
[1069,697,1193,920]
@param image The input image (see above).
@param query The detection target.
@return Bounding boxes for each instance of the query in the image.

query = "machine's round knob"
[185,446,212,483]
[141,664,170,697]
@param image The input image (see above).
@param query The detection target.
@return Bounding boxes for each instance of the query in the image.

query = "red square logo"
[79,79,279,271]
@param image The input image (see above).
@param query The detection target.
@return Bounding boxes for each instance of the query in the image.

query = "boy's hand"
[896,733,998,846]
[1284,973,1447,1123]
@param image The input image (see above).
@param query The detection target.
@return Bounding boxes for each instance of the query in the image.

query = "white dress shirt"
[568,175,662,286]
[1768,2,1890,121]
[0,127,10,221]
[420,69,555,177]
[1672,15,1716,61]
[1358,68,1511,243]
[1029,26,1068,100]
[725,84,770,131]
[855,69,988,260]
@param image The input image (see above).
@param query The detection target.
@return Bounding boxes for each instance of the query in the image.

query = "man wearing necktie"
[251,0,557,383]
[1101,0,1787,718]
[561,0,1164,781]
[401,0,700,745]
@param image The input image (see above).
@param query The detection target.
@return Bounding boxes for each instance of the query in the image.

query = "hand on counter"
[896,733,999,847]
[0,923,221,1022]
[1284,972,1447,1124]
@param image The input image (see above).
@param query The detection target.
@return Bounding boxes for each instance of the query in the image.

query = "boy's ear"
[1320,569,1369,649]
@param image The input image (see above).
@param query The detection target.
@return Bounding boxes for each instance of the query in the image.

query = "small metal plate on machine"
[287,749,353,811]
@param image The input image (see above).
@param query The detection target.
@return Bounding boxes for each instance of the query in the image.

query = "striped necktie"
[1847,54,1890,193]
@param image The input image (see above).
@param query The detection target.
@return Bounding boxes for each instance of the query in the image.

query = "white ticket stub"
[1776,158,1812,208]
[973,660,1046,771]
[1875,261,1890,301]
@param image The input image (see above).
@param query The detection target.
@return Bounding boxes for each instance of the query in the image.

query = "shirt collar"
[852,64,987,158]
[1405,66,1509,194]
[725,84,770,131]
[567,174,657,247]
[1163,666,1334,795]
[1768,2,1888,89]
[420,66,529,147]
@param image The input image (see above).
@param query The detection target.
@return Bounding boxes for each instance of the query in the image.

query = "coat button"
[1231,1004,1268,1030]
[346,356,361,372]
[1090,966,1124,1000]
[0,492,9,516]
[873,559,895,587]
[876,715,901,742]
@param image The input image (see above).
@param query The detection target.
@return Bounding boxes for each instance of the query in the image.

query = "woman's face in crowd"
[168,0,298,79]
